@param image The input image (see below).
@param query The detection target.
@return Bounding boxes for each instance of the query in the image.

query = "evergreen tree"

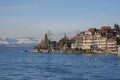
[117,38,120,45]
[114,23,119,29]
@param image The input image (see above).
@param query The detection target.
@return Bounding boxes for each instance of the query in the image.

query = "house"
[57,33,69,51]
[82,29,94,51]
[107,37,116,52]
[71,32,84,50]
[101,26,111,33]
[98,36,107,51]
[50,41,57,50]
[93,29,101,50]
[33,33,50,53]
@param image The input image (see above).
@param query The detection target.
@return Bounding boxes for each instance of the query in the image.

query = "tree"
[114,23,119,30]
[117,38,120,45]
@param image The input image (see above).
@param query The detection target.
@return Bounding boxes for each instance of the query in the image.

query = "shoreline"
[33,49,118,55]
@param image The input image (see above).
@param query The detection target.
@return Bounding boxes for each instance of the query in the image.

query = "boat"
[20,49,29,53]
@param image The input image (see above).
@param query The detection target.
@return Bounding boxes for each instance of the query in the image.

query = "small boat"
[20,49,28,53]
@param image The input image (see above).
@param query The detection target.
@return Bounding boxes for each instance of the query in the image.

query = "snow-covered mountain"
[0,37,40,47]
[0,38,10,45]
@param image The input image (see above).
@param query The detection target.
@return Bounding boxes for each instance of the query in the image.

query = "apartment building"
[71,32,83,49]
[93,29,101,49]
[73,26,118,52]
[82,30,93,51]
[107,37,116,52]
[99,36,107,51]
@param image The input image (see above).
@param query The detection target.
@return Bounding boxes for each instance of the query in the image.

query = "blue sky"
[0,0,120,39]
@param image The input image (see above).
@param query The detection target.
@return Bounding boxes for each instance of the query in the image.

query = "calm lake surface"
[0,48,120,80]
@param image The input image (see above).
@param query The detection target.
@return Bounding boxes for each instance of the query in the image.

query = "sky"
[0,0,120,40]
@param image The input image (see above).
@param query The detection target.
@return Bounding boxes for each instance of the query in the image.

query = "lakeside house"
[34,24,120,54]
[72,25,120,53]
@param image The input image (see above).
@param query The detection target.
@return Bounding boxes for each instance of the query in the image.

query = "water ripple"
[0,48,120,80]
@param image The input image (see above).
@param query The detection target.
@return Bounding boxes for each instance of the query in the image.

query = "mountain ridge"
[0,37,40,47]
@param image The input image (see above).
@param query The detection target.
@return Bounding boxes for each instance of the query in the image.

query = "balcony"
[100,43,106,45]
[107,45,116,47]
[107,43,116,45]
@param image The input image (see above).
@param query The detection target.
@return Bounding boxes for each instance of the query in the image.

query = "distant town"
[34,23,120,54]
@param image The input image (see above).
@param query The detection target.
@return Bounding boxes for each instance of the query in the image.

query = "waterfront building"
[33,33,50,53]
[93,29,101,50]
[72,26,119,53]
[57,33,69,51]
[101,26,111,33]
[34,24,120,53]
[82,29,93,51]
[71,32,83,50]
[50,41,57,51]
[107,37,116,52]
[99,36,107,51]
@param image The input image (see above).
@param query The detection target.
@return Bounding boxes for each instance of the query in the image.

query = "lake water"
[0,48,120,80]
